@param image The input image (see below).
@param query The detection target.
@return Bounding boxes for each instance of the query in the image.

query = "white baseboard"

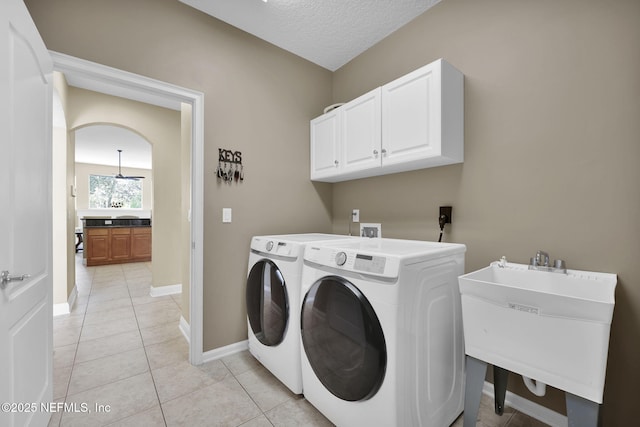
[202,340,249,364]
[150,283,182,297]
[53,285,78,317]
[482,381,568,427]
[179,316,190,344]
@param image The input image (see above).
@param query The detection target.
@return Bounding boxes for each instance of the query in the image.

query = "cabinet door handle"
[373,149,379,155]
[381,148,387,155]
[334,160,339,166]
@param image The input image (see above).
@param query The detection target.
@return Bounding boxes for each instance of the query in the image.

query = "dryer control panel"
[305,246,400,279]
[251,237,300,259]
[353,253,386,275]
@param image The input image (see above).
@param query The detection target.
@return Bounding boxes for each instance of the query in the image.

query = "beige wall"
[26,0,334,351]
[52,125,67,305]
[66,87,182,289]
[52,72,76,305]
[180,103,192,323]
[331,0,640,423]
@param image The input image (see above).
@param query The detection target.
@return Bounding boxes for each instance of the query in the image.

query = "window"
[89,175,142,209]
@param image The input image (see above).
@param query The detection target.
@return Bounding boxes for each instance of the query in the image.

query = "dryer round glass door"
[246,260,289,346]
[301,276,387,401]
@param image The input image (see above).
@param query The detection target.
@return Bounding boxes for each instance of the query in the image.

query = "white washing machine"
[246,233,353,394]
[300,238,466,426]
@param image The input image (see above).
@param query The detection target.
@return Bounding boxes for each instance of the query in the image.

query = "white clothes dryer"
[246,233,353,394]
[300,238,466,426]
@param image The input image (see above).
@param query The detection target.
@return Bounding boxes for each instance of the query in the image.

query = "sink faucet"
[534,250,550,267]
[529,250,567,274]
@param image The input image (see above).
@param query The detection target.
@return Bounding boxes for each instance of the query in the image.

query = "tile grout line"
[218,359,275,427]
[54,259,93,427]
[221,357,305,427]
[60,260,327,427]
[58,262,164,427]
[125,264,170,427]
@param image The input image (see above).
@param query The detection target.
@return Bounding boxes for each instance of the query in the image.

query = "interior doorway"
[52,51,205,365]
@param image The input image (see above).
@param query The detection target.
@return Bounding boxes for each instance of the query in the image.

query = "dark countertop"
[83,218,151,228]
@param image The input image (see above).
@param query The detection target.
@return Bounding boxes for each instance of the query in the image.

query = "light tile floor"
[50,255,548,426]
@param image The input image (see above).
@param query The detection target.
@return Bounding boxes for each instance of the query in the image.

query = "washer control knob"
[335,251,347,266]
[266,241,274,251]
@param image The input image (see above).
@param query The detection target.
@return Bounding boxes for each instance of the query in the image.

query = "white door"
[0,1,53,426]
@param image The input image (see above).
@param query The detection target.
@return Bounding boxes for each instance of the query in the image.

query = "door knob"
[1,270,30,289]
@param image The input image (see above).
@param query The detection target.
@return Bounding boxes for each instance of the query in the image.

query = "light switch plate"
[222,208,232,223]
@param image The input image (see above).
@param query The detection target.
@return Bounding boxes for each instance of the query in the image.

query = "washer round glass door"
[301,276,387,401]
[246,259,289,346]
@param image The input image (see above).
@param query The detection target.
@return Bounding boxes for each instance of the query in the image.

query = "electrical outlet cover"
[439,206,452,224]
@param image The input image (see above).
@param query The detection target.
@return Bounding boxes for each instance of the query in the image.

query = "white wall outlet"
[222,208,232,223]
[352,209,360,222]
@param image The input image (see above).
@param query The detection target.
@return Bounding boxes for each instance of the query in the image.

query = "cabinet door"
[341,88,381,176]
[310,109,341,181]
[131,227,152,261]
[110,228,132,261]
[381,61,442,168]
[86,228,109,265]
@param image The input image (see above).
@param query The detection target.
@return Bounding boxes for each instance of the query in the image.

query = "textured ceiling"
[179,0,441,71]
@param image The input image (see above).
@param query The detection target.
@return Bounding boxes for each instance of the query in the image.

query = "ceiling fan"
[114,149,145,180]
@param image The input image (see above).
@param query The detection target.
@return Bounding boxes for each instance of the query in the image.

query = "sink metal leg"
[493,366,509,415]
[463,356,487,427]
[566,393,601,427]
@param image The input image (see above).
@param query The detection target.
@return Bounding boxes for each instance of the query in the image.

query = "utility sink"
[458,261,616,403]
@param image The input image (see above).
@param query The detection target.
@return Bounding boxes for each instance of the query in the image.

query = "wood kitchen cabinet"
[310,58,464,182]
[85,227,151,266]
[85,228,109,264]
[110,228,132,261]
[131,227,152,261]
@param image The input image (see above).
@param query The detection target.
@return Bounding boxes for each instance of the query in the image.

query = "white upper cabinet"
[381,59,463,172]
[310,58,464,183]
[310,108,341,180]
[310,87,381,181]
[341,88,381,176]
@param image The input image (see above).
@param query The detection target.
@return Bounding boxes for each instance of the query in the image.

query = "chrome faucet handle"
[554,259,566,270]
[536,251,550,267]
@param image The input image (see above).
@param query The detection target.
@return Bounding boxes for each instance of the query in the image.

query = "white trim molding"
[202,340,249,364]
[149,283,182,297]
[50,51,205,367]
[482,381,568,427]
[53,285,78,317]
